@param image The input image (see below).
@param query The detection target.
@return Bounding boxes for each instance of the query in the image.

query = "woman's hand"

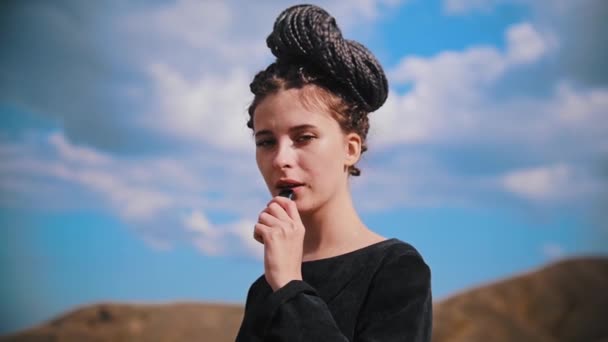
[254,196,305,292]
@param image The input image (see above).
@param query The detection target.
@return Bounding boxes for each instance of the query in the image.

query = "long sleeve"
[237,279,349,341]
[235,239,432,342]
[355,250,432,342]
[263,280,350,341]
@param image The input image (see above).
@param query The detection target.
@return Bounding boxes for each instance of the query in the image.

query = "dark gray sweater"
[236,238,432,341]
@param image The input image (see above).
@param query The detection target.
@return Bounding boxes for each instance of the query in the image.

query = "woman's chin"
[294,198,324,216]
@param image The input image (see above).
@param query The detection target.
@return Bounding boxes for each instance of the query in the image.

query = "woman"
[236,4,432,341]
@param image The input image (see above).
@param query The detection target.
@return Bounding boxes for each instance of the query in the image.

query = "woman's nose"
[272,140,295,169]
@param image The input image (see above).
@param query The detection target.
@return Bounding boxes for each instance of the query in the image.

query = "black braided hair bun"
[266,4,388,112]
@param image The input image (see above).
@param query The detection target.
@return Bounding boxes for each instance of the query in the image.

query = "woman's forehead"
[253,88,336,131]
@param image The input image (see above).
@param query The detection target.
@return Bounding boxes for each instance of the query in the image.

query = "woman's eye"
[255,139,275,147]
[296,134,315,144]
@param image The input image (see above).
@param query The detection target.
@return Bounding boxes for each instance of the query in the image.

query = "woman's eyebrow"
[289,124,317,133]
[254,124,318,138]
[254,130,273,138]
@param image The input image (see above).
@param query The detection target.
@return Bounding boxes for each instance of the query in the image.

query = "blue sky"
[1,0,607,335]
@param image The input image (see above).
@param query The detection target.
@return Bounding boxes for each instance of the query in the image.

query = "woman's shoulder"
[328,237,430,282]
[366,238,431,281]
[364,238,427,263]
[381,238,426,259]
[299,237,427,272]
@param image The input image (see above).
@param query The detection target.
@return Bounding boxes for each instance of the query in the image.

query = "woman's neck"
[300,186,377,261]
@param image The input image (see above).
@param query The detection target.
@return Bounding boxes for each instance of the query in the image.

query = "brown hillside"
[0,303,244,342]
[432,257,608,342]
[2,257,606,342]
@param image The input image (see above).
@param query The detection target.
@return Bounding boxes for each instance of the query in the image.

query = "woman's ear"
[344,132,362,167]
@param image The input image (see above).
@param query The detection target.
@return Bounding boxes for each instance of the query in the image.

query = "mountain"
[2,257,606,342]
[432,257,608,342]
[0,303,244,342]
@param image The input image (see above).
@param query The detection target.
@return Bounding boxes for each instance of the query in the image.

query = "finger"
[253,231,263,244]
[253,223,270,244]
[258,211,282,227]
[265,191,294,207]
[272,196,302,222]
[264,202,290,222]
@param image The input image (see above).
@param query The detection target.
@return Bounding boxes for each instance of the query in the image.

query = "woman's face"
[253,87,358,214]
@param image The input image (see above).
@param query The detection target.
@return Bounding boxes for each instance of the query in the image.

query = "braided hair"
[248,4,389,176]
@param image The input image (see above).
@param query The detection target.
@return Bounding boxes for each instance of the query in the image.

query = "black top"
[236,238,432,341]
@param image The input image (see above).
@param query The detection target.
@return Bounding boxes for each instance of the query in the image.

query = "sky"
[1,0,607,335]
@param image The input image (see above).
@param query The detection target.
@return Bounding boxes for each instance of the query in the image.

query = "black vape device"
[278,188,294,200]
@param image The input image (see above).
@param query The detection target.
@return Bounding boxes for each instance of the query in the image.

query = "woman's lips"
[278,184,302,190]
[275,179,304,189]
[276,184,304,196]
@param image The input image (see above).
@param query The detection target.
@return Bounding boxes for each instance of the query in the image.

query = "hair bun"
[266,4,388,112]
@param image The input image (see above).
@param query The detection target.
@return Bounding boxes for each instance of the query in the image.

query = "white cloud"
[146,63,253,150]
[1,0,408,156]
[555,83,608,122]
[441,0,607,91]
[139,0,233,50]
[32,134,181,220]
[372,20,605,163]
[2,0,606,259]
[49,133,110,165]
[501,164,572,201]
[72,168,175,220]
[5,11,603,252]
[506,22,554,64]
[185,210,262,258]
[228,219,264,259]
[122,0,406,71]
[542,242,565,260]
[375,22,549,147]
[0,132,268,257]
[362,18,607,209]
[442,0,505,14]
[185,210,219,237]
[500,163,601,202]
[138,0,410,151]
[442,0,588,16]
[142,236,174,252]
[352,144,531,215]
[323,0,406,26]
[121,0,268,70]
